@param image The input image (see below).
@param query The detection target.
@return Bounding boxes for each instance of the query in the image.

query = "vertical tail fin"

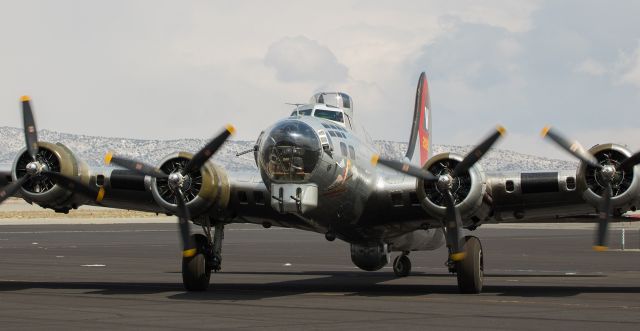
[404,72,432,167]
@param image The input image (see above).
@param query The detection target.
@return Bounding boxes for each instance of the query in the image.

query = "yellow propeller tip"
[370,154,379,166]
[20,95,31,102]
[182,248,197,258]
[496,125,507,136]
[540,126,551,138]
[104,151,113,165]
[96,187,105,202]
[226,124,236,135]
[450,252,467,261]
[592,245,608,252]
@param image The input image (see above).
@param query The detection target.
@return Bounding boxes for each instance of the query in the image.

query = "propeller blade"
[0,175,31,205]
[444,191,466,261]
[104,152,168,179]
[371,155,438,181]
[182,125,235,175]
[541,126,601,168]
[42,171,105,202]
[619,151,640,172]
[21,96,39,160]
[593,182,612,251]
[452,126,506,177]
[176,189,196,258]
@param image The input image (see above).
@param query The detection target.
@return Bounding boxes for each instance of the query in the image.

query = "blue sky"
[1,1,639,159]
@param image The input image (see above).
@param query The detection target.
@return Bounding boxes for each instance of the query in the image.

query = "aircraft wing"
[357,169,595,236]
[0,155,311,229]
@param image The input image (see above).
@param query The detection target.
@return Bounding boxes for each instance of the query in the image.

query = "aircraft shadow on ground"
[0,271,633,299]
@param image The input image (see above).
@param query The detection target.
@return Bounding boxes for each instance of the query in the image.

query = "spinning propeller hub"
[601,165,616,182]
[168,172,185,191]
[25,162,39,175]
[437,174,453,191]
[25,161,48,176]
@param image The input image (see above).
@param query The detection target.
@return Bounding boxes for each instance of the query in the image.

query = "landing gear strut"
[393,251,411,277]
[181,218,225,291]
[452,236,483,294]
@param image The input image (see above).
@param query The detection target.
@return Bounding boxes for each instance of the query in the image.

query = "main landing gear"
[447,236,484,294]
[182,220,225,291]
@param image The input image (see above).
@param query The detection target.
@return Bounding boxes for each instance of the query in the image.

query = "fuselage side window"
[348,145,356,160]
[340,142,348,157]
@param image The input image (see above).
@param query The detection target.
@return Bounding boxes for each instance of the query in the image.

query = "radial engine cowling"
[416,153,489,226]
[577,144,640,213]
[150,152,231,217]
[11,142,91,212]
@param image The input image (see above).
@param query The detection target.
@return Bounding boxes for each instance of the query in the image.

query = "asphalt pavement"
[0,222,639,330]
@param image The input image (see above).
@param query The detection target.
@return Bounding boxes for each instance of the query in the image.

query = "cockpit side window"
[298,109,312,116]
[340,93,351,109]
[314,109,344,123]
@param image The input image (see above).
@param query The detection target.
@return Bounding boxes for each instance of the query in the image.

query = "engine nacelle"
[416,153,489,226]
[577,144,640,213]
[350,243,390,271]
[11,142,91,213]
[150,152,231,217]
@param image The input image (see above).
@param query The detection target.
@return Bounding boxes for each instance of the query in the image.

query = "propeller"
[372,126,506,261]
[105,125,235,257]
[0,97,104,205]
[541,126,640,251]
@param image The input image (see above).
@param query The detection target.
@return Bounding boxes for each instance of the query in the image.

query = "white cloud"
[0,0,637,159]
[575,58,607,76]
[264,36,348,83]
[618,45,640,88]
[439,0,542,33]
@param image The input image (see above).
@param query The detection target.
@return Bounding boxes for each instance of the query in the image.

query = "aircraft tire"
[456,236,483,294]
[393,255,411,277]
[182,234,212,291]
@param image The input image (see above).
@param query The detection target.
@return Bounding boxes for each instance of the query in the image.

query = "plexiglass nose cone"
[260,120,321,182]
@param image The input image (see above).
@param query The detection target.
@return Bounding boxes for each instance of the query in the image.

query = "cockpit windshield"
[313,109,344,123]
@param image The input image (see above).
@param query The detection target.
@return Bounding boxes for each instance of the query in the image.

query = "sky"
[1,0,639,160]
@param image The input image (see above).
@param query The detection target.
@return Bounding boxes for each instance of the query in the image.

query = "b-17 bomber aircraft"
[1,72,640,293]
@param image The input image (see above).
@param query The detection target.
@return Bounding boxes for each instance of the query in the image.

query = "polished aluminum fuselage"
[230,115,596,250]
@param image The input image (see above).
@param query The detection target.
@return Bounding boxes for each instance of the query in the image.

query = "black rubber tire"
[182,234,212,292]
[393,255,412,277]
[455,236,483,294]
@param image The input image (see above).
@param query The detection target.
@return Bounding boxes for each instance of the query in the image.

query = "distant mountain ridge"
[0,126,577,172]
